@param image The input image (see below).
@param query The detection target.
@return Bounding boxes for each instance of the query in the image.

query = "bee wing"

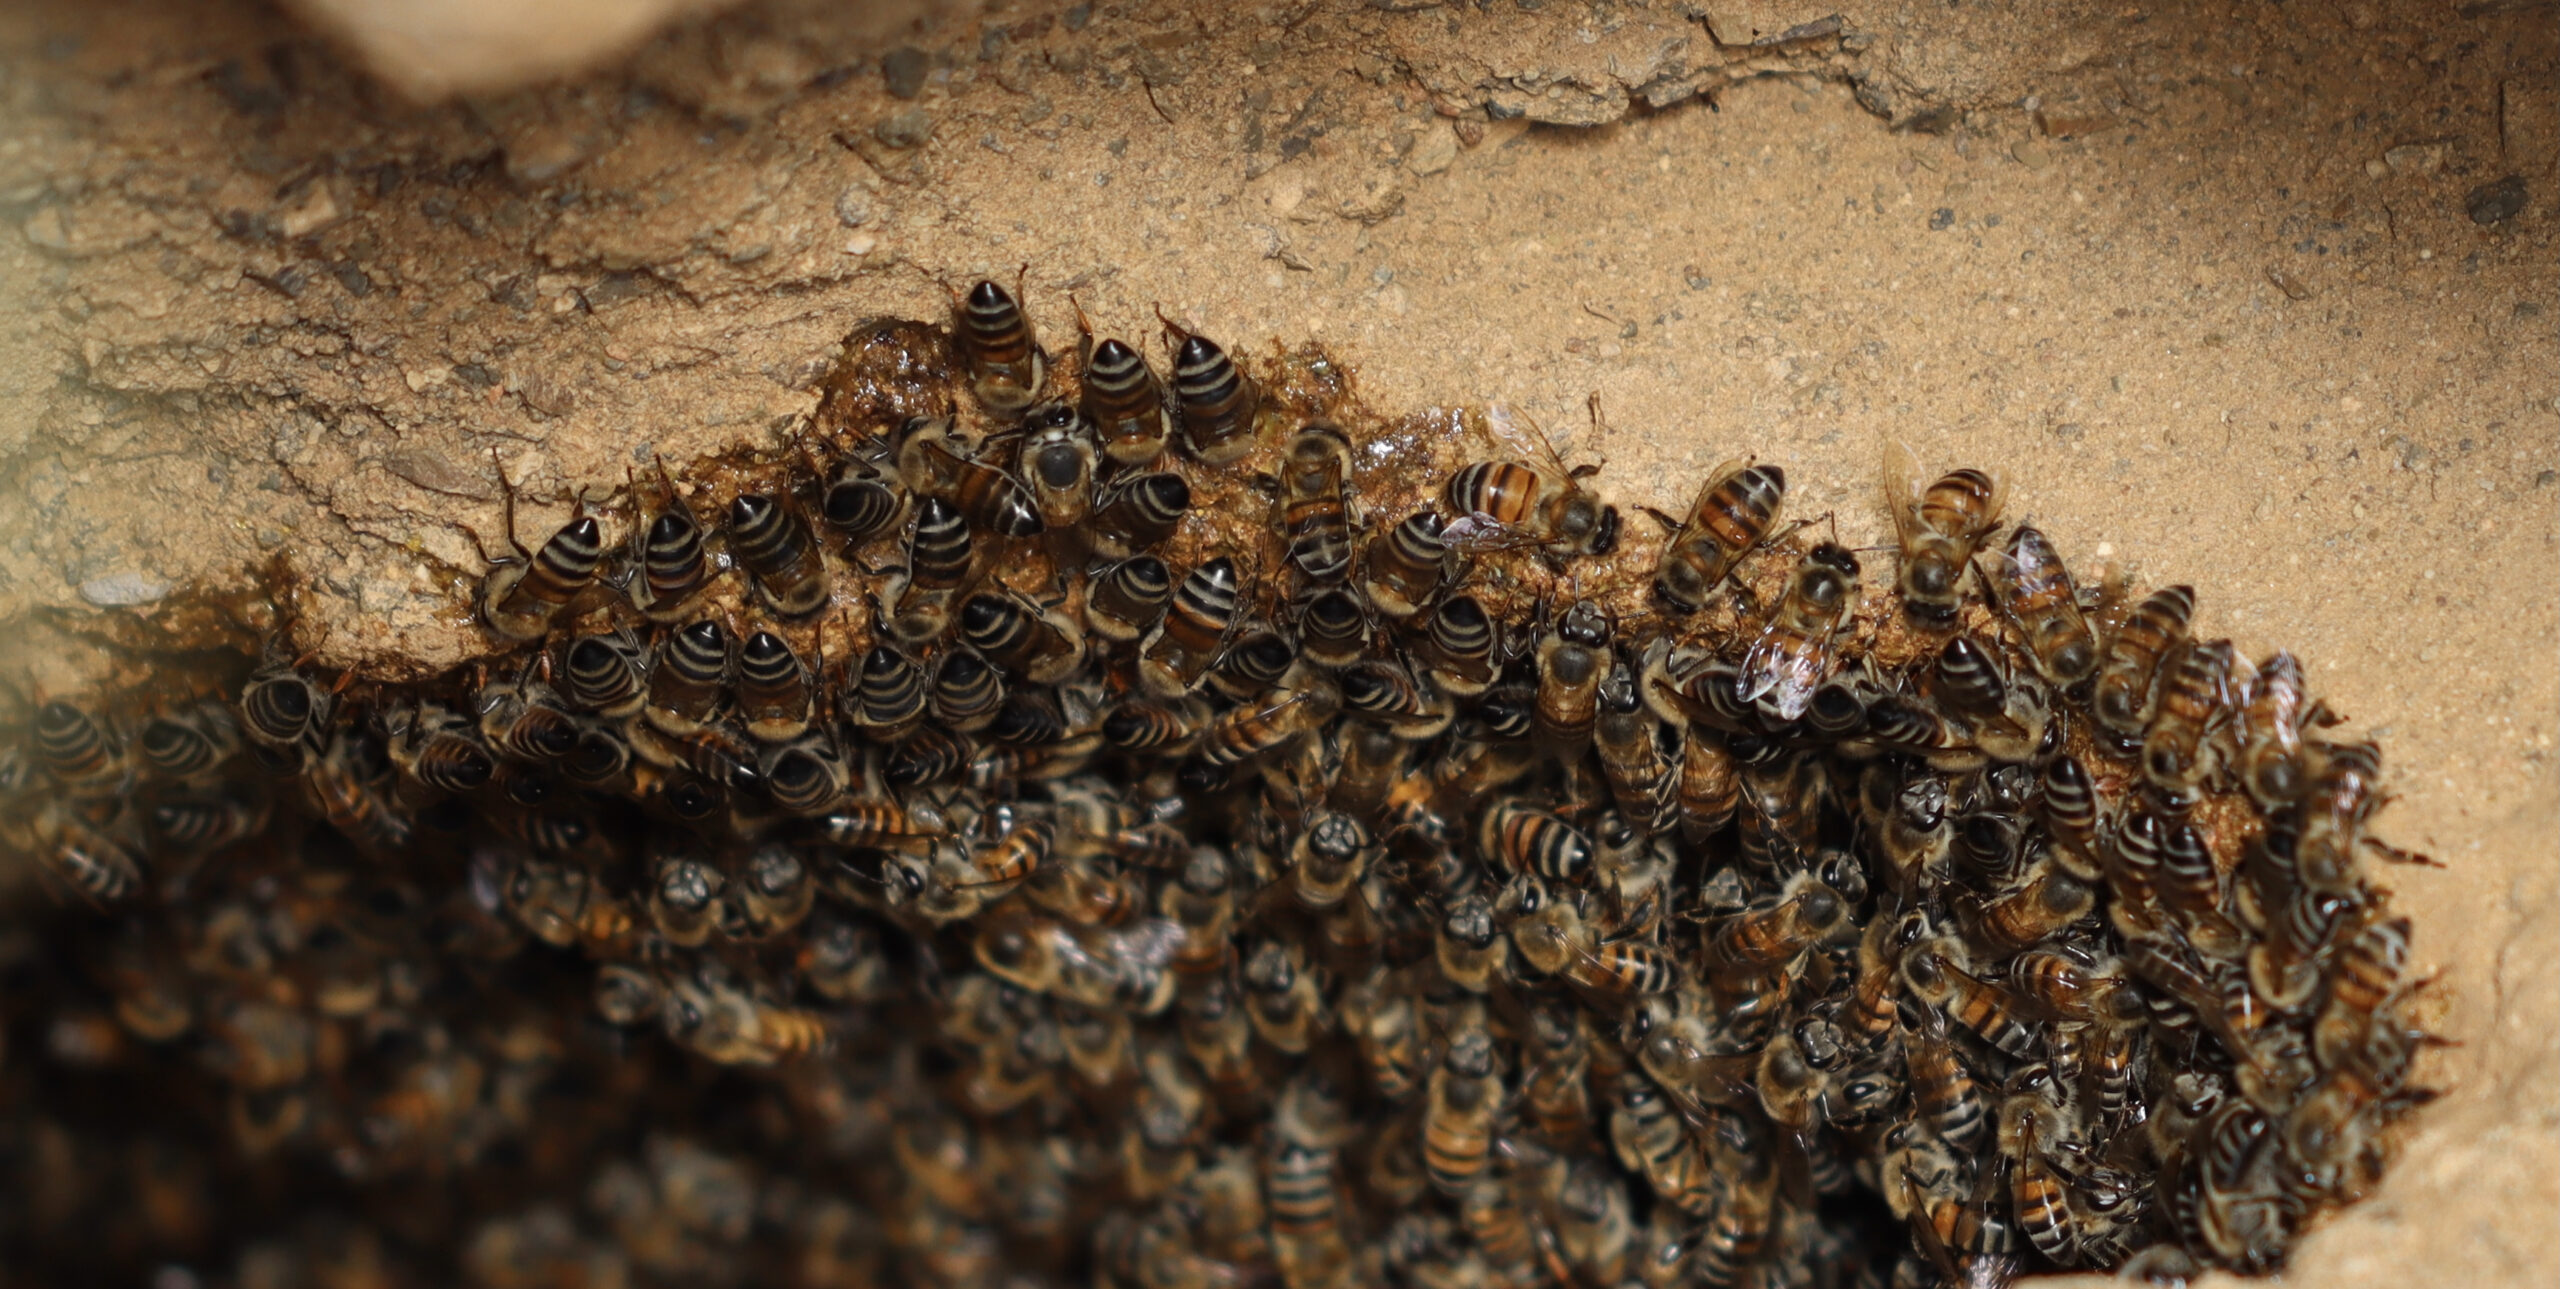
[1103,917,1190,973]
[1879,439,1930,549]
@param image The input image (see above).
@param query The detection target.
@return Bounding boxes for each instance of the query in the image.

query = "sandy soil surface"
[0,0,2551,1284]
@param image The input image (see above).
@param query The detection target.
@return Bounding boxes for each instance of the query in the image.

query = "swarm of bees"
[0,281,2440,1289]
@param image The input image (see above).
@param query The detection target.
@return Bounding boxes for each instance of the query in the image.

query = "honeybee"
[561,630,648,718]
[1649,458,1787,612]
[1293,586,1371,669]
[1434,891,1509,994]
[975,910,1186,1015]
[2091,584,2195,739]
[1280,421,1357,587]
[722,492,832,618]
[1076,307,1173,467]
[1423,1016,1502,1195]
[1930,634,2049,763]
[661,963,832,1066]
[1195,683,1337,769]
[1986,525,2098,687]
[2141,637,2238,791]
[734,629,814,742]
[953,276,1048,413]
[384,702,498,798]
[1158,310,1262,465]
[2294,740,2394,896]
[2311,910,2411,1071]
[1533,599,1610,751]
[1416,593,1500,696]
[1594,657,1678,836]
[1441,450,1617,557]
[30,799,147,903]
[819,436,907,546]
[1702,871,1847,979]
[1901,936,2041,1059]
[1901,1004,1990,1150]
[1018,400,1098,529]
[303,730,414,854]
[959,587,1089,685]
[1476,798,1594,884]
[627,460,714,623]
[134,701,241,785]
[1737,542,1862,723]
[1960,855,2098,956]
[1883,445,2005,625]
[1139,558,1242,699]
[1363,509,1448,620]
[1242,937,1327,1054]
[477,458,606,641]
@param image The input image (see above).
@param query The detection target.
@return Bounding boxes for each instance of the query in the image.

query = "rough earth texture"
[0,0,2551,1285]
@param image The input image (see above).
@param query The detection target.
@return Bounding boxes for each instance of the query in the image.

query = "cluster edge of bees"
[0,278,2439,1289]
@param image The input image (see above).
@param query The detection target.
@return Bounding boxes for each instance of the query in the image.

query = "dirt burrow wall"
[0,0,2552,1285]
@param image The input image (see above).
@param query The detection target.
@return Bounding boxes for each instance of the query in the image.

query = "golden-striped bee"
[1653,459,1786,612]
[1883,445,2006,625]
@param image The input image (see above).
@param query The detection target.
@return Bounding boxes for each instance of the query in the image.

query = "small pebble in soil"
[881,47,929,101]
[2466,175,2526,226]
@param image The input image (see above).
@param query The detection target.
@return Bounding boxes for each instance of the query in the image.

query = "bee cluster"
[0,280,2438,1289]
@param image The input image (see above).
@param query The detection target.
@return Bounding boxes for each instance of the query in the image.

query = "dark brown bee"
[478,460,606,641]
[1595,656,1678,836]
[1423,1022,1501,1196]
[561,631,648,718]
[1019,400,1098,529]
[728,492,832,618]
[1158,311,1261,465]
[820,441,906,545]
[846,640,928,734]
[1086,471,1192,560]
[1901,937,2041,1059]
[1195,683,1337,769]
[1417,593,1499,696]
[954,277,1047,414]
[1961,856,2097,955]
[1139,557,1241,699]
[1293,587,1370,668]
[1337,659,1452,741]
[237,654,333,756]
[2092,583,2196,739]
[1076,307,1172,466]
[628,462,713,622]
[1533,599,1610,751]
[960,588,1088,685]
[385,703,497,796]
[1883,445,2006,624]
[642,618,731,739]
[1085,556,1174,643]
[1359,509,1448,623]
[32,700,128,797]
[302,730,414,854]
[1654,459,1786,612]
[1674,727,1741,841]
[889,496,977,645]
[475,662,582,761]
[1738,543,1862,723]
[1988,524,2098,686]
[734,629,814,742]
[137,703,241,784]
[31,800,146,902]
[1279,420,1356,585]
